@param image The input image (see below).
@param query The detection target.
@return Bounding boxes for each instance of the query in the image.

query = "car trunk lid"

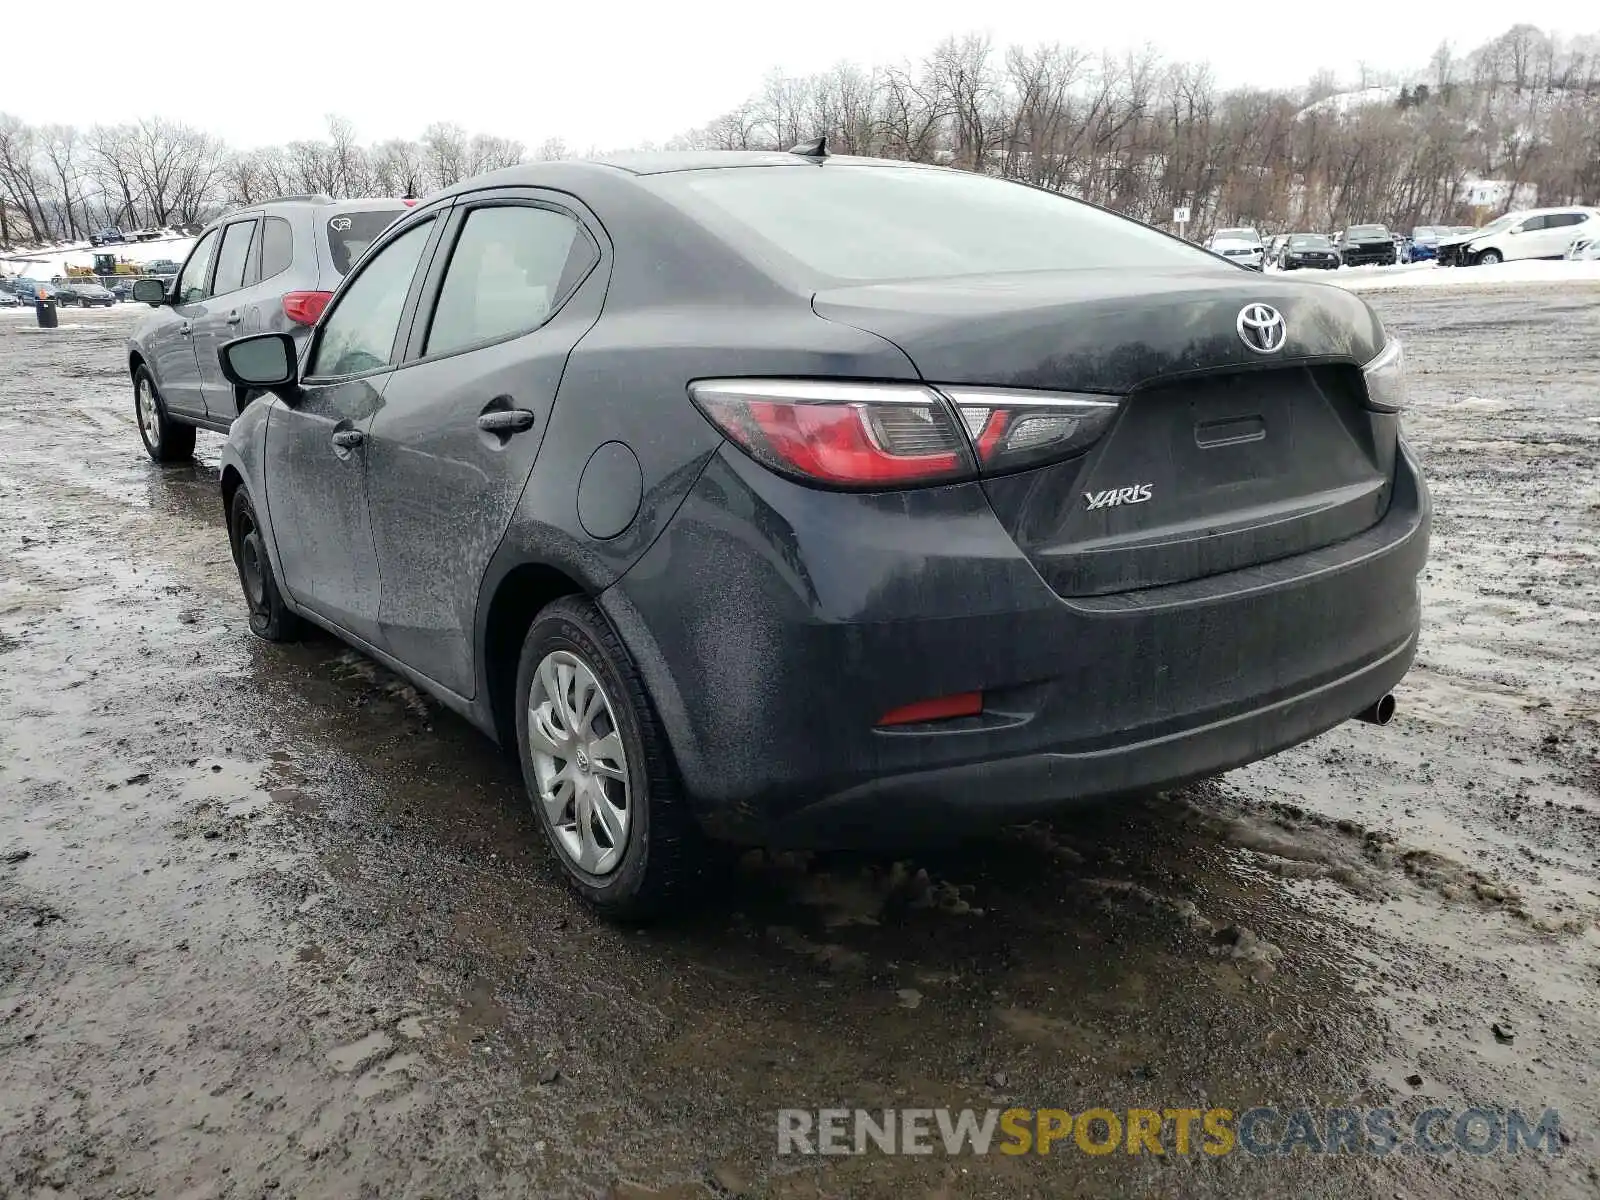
[813,268,1395,595]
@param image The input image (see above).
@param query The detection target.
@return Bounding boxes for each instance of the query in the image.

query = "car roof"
[430,151,938,198]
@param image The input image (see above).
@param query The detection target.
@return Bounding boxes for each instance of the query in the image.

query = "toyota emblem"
[1237,303,1287,354]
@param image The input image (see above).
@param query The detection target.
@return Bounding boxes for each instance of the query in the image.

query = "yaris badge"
[1237,303,1287,353]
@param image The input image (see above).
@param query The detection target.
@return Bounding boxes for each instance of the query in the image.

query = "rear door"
[362,190,605,696]
[192,215,260,420]
[1539,212,1587,258]
[149,228,219,418]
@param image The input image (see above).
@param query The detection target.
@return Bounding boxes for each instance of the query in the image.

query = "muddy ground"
[1,288,1597,1200]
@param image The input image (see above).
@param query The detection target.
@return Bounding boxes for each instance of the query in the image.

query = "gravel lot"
[1,288,1598,1199]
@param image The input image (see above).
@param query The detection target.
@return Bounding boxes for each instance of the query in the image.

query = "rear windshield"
[325,207,407,275]
[648,165,1215,282]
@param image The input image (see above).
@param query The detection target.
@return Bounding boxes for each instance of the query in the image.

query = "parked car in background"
[1390,233,1411,263]
[57,281,117,307]
[143,259,181,277]
[1437,207,1600,266]
[1277,233,1341,270]
[12,278,55,303]
[210,152,1428,917]
[1334,225,1397,266]
[89,227,127,246]
[1407,227,1446,261]
[111,280,134,302]
[128,193,410,459]
[1265,233,1290,262]
[0,290,18,308]
[1567,231,1600,260]
[1205,227,1265,270]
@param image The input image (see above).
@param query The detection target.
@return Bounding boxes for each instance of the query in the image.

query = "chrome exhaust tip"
[1354,693,1396,726]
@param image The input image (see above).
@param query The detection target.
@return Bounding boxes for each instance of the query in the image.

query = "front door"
[363,194,605,696]
[192,216,260,421]
[149,228,218,417]
[263,215,442,641]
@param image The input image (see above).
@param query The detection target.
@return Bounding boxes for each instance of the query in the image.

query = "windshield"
[1469,215,1518,237]
[1288,235,1332,247]
[1214,228,1260,243]
[325,207,408,276]
[647,165,1218,282]
[1347,225,1388,238]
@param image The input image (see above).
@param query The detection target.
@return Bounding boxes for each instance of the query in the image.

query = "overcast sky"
[3,2,1596,150]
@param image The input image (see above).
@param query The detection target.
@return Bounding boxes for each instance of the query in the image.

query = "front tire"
[1477,248,1503,266]
[229,488,302,642]
[133,365,195,463]
[514,596,700,919]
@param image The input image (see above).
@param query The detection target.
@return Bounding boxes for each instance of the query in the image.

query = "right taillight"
[282,290,334,326]
[1362,339,1407,412]
[690,378,1122,489]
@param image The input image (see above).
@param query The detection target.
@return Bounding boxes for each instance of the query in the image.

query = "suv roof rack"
[257,193,334,206]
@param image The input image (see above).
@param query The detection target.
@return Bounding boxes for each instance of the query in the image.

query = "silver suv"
[128,194,410,461]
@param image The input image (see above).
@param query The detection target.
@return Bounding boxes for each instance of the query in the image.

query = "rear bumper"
[604,442,1430,845]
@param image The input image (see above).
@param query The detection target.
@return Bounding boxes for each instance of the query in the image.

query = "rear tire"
[133,365,195,463]
[229,488,302,642]
[514,596,701,919]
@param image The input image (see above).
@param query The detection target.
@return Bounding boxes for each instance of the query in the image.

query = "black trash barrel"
[35,298,58,329]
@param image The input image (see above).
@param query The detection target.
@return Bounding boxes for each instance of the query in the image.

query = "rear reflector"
[877,692,983,726]
[282,290,334,326]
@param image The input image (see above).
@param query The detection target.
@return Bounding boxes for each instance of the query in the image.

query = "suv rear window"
[324,208,407,276]
[649,166,1213,282]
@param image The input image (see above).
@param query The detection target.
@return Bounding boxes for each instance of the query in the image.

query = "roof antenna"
[788,136,829,160]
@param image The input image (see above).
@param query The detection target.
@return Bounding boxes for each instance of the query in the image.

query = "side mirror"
[132,277,168,306]
[1508,226,1522,236]
[219,333,299,395]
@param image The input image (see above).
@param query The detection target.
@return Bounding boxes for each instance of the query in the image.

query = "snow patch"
[1321,259,1600,291]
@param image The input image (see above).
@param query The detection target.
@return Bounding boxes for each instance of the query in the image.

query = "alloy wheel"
[136,377,160,449]
[526,650,631,876]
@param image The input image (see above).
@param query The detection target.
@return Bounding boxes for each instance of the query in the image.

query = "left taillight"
[943,387,1122,474]
[689,379,1122,489]
[282,290,334,326]
[688,379,975,488]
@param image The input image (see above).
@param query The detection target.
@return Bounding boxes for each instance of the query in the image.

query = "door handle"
[225,310,242,325]
[477,409,536,434]
[331,429,365,449]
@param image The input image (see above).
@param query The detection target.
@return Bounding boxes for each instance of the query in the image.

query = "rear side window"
[424,206,587,356]
[648,166,1215,282]
[212,220,257,295]
[325,208,406,276]
[260,216,293,280]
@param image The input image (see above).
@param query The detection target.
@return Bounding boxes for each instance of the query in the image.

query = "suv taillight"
[282,290,333,326]
[689,379,1122,489]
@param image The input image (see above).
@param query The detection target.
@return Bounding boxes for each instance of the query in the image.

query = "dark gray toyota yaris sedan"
[208,149,1429,917]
